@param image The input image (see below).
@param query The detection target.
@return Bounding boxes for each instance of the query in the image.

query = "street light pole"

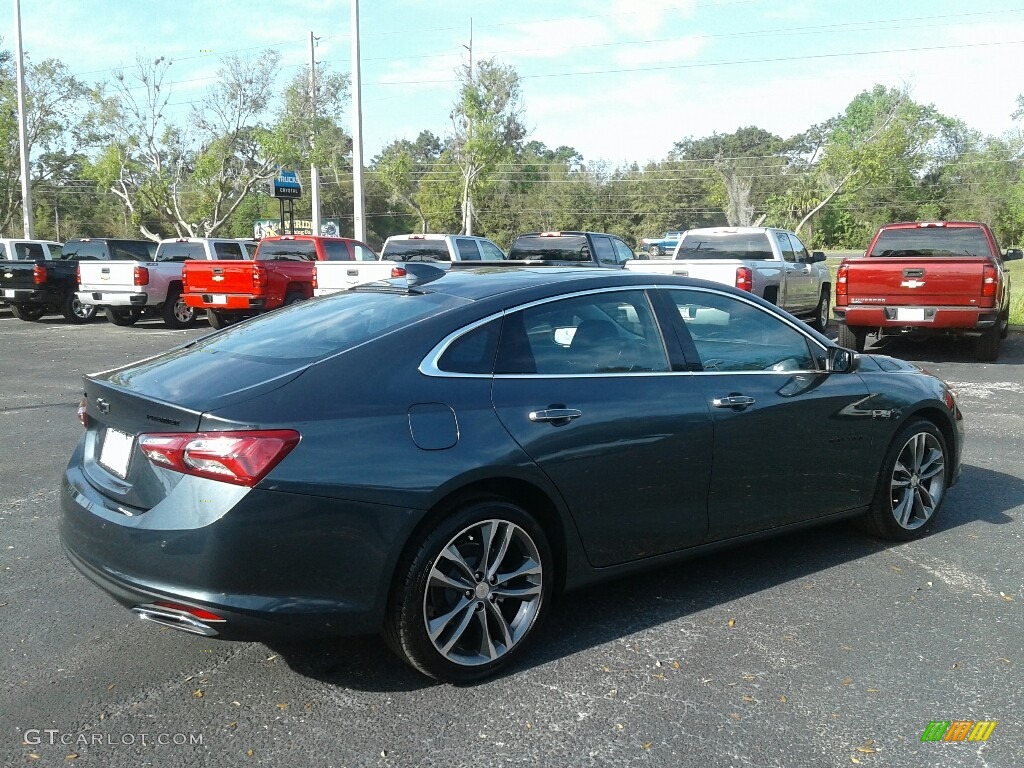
[309,30,321,237]
[14,0,34,238]
[351,0,366,242]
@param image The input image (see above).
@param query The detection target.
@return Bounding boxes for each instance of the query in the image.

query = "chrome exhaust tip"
[132,603,221,637]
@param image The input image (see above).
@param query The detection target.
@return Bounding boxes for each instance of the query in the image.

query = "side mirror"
[1004,248,1023,261]
[828,346,858,373]
[811,251,827,263]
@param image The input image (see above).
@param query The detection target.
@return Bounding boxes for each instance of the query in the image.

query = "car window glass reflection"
[496,290,669,375]
[667,289,817,372]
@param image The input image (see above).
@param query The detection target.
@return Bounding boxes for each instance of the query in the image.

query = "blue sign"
[272,169,302,199]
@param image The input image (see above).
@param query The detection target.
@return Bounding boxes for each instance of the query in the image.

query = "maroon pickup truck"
[182,235,374,329]
[834,221,1022,361]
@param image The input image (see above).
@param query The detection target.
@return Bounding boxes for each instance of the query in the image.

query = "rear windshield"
[383,240,451,262]
[507,235,590,262]
[676,233,774,260]
[59,240,154,261]
[188,289,469,362]
[257,240,317,261]
[868,227,994,257]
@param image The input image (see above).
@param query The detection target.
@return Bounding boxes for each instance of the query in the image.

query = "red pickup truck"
[834,221,1022,361]
[182,235,375,328]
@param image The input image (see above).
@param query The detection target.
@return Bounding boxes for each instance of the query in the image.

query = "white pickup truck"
[312,233,505,296]
[77,237,255,328]
[624,226,832,331]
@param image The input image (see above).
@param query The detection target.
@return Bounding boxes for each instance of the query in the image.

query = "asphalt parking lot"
[1,310,1022,767]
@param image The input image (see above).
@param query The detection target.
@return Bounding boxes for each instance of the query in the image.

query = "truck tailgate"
[78,261,139,290]
[183,260,255,294]
[314,261,396,295]
[624,259,741,285]
[846,257,987,306]
[0,261,39,293]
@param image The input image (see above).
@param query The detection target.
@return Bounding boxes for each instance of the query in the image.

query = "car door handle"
[529,408,582,423]
[712,395,756,410]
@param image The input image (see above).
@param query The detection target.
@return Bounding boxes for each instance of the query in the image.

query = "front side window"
[495,290,670,375]
[352,244,377,261]
[665,288,816,372]
[789,234,810,262]
[612,238,635,264]
[480,240,506,260]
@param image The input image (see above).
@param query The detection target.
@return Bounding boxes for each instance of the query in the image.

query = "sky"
[6,0,1024,167]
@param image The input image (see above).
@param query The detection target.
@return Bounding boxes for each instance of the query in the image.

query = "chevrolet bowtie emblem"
[212,275,224,281]
[900,279,925,288]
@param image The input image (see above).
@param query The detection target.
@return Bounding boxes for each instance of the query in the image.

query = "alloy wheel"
[889,431,945,530]
[422,519,543,667]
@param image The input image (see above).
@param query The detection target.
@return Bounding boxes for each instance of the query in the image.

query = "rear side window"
[437,318,501,374]
[213,242,245,260]
[15,242,45,259]
[677,233,774,261]
[868,227,994,257]
[257,240,317,261]
[383,240,451,262]
[0,244,6,259]
[157,242,205,262]
[508,235,590,261]
[243,242,258,259]
[455,238,482,260]
[322,240,351,261]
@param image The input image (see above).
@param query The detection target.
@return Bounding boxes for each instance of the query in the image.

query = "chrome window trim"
[419,283,833,379]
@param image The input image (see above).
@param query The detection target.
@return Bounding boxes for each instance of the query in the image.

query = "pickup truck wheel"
[383,499,552,683]
[837,324,866,352]
[206,309,230,330]
[999,310,1010,340]
[283,291,306,307]
[857,419,947,541]
[10,303,46,321]
[61,292,96,324]
[974,324,1000,362]
[811,289,830,332]
[161,289,196,329]
[104,307,141,327]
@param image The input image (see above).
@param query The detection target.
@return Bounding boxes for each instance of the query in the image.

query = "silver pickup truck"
[77,237,255,328]
[624,226,832,331]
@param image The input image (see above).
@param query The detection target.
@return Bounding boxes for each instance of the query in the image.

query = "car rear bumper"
[59,448,423,640]
[834,305,999,333]
[1,288,46,302]
[77,290,149,307]
[182,293,265,310]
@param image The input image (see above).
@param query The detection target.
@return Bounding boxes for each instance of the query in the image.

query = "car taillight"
[33,264,47,285]
[836,263,849,297]
[181,267,189,289]
[139,430,300,487]
[253,263,267,288]
[391,266,407,278]
[77,397,88,428]
[76,265,81,285]
[134,266,149,286]
[982,262,997,298]
[735,266,753,292]
[311,271,318,289]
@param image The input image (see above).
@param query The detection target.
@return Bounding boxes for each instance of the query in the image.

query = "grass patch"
[1007,258,1024,326]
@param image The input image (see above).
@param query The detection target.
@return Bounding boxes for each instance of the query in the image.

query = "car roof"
[683,227,782,235]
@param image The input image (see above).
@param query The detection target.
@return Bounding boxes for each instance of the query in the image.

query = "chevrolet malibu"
[61,267,963,682]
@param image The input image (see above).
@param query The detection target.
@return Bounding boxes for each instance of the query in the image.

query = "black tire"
[811,289,830,332]
[104,307,141,327]
[10,303,46,321]
[857,419,948,541]
[161,288,196,329]
[283,291,306,307]
[974,324,1000,362]
[762,286,779,305]
[837,323,866,353]
[999,309,1010,340]
[206,309,230,329]
[61,292,97,324]
[384,499,553,683]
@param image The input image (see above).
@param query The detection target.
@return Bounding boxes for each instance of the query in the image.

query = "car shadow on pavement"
[861,332,1023,364]
[267,462,1020,691]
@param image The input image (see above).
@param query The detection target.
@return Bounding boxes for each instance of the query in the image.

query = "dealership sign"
[271,169,302,199]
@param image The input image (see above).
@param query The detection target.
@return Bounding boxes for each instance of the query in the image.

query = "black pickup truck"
[505,231,644,267]
[0,237,155,323]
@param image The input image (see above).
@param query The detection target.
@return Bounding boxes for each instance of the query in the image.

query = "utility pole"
[351,0,366,242]
[309,31,321,237]
[14,0,34,238]
[461,18,474,236]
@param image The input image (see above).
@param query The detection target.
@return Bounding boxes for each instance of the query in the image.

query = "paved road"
[1,310,1021,767]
